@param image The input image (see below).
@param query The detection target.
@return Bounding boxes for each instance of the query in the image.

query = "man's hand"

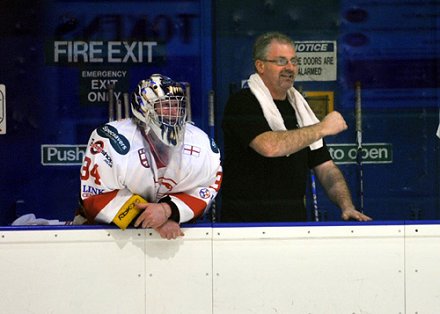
[314,161,372,222]
[134,202,170,229]
[320,111,348,137]
[341,208,372,222]
[154,220,184,240]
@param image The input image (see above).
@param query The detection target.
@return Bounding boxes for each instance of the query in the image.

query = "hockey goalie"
[75,74,223,239]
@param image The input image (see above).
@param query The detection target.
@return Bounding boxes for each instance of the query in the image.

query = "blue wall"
[0,0,439,225]
[213,0,440,221]
[0,0,213,224]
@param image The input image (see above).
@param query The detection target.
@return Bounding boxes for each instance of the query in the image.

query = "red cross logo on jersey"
[183,144,201,157]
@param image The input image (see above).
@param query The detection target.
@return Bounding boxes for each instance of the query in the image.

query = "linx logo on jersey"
[81,185,104,198]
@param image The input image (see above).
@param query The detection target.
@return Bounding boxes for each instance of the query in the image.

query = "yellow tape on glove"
[112,195,147,230]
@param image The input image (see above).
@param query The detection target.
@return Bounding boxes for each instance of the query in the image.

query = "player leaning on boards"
[75,74,223,239]
[221,32,371,223]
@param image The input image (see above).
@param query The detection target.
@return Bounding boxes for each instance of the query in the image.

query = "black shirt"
[220,88,331,222]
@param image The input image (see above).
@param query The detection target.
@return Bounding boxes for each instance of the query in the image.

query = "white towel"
[12,213,69,226]
[247,73,323,150]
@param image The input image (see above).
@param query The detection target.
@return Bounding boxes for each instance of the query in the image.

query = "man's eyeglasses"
[262,57,299,66]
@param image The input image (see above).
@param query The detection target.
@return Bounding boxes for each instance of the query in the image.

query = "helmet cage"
[152,95,186,129]
[131,74,187,147]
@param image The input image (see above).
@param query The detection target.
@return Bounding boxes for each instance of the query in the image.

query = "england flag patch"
[183,144,201,157]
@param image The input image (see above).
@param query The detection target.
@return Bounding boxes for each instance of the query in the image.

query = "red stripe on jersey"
[172,193,207,218]
[82,190,119,221]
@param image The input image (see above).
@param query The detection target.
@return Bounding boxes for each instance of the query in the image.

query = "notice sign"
[295,41,337,82]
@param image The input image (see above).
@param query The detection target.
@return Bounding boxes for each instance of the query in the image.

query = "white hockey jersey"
[79,119,222,225]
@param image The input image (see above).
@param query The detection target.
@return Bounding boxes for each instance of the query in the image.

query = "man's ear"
[255,59,265,73]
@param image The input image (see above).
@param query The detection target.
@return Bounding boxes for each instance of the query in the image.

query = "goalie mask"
[131,74,187,147]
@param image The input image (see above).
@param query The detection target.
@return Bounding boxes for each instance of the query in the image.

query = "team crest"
[199,188,211,199]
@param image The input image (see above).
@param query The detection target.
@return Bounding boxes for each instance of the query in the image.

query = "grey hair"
[252,32,295,70]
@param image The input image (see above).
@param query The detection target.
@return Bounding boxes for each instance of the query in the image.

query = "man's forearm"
[251,124,322,157]
[250,111,348,158]
[315,162,355,211]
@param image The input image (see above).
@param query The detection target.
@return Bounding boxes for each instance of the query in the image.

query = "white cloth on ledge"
[12,213,69,226]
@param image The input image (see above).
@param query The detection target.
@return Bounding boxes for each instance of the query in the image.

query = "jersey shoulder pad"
[184,124,220,155]
[94,119,137,155]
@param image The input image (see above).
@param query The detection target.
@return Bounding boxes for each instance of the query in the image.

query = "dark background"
[0,0,439,225]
